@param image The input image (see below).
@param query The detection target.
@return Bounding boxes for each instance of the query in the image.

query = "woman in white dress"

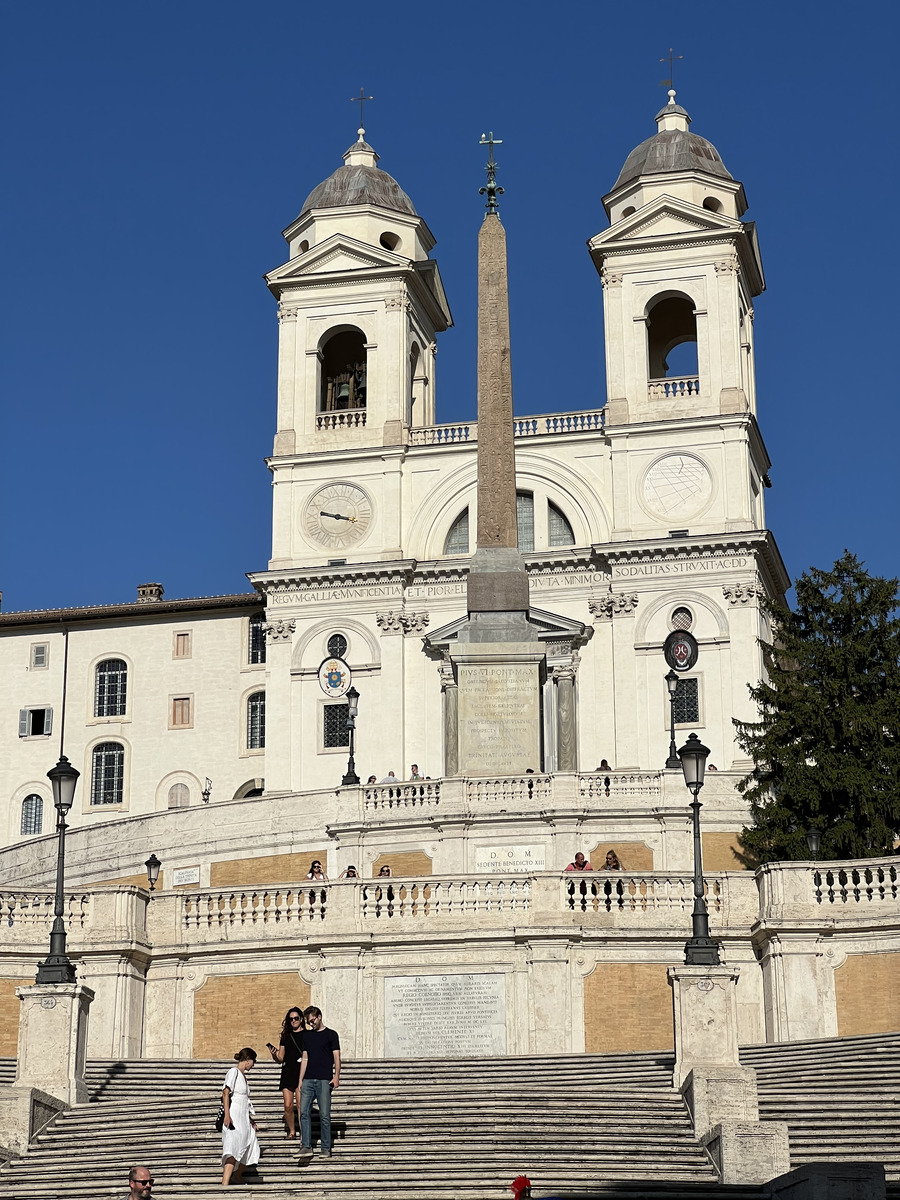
[221,1047,261,1186]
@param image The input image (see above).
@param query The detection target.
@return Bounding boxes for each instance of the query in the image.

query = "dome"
[611,99,733,193]
[299,139,417,218]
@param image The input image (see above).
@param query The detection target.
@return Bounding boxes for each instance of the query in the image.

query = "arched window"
[548,502,575,547]
[516,492,535,552]
[91,742,125,805]
[320,328,367,412]
[20,794,43,835]
[444,509,469,555]
[248,613,266,665]
[167,783,190,809]
[247,692,266,750]
[647,295,698,380]
[95,659,127,717]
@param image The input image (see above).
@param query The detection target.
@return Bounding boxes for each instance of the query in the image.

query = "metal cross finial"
[479,131,505,216]
[659,48,683,91]
[352,87,374,139]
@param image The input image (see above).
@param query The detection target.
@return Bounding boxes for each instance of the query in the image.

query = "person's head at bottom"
[128,1166,153,1198]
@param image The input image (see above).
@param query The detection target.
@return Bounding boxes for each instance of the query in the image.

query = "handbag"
[215,1101,225,1133]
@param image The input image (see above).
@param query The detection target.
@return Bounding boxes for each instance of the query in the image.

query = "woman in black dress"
[267,1007,305,1138]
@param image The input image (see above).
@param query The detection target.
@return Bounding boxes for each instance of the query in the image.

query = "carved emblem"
[589,592,640,620]
[376,610,430,635]
[265,619,296,642]
[722,582,761,605]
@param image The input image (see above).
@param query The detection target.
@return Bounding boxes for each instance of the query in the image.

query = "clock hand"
[320,510,353,522]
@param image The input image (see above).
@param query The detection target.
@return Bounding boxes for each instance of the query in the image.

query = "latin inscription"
[457,663,541,775]
[383,973,507,1057]
[473,845,546,873]
[613,555,749,578]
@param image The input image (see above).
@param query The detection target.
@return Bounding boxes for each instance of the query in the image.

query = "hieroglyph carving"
[265,619,296,641]
[588,592,640,620]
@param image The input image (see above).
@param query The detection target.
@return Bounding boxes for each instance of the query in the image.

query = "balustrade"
[181,885,328,930]
[564,871,724,915]
[467,775,552,806]
[1,891,91,931]
[360,876,531,920]
[648,376,700,400]
[363,781,441,812]
[578,772,662,800]
[408,408,606,447]
[813,862,899,906]
[316,409,366,431]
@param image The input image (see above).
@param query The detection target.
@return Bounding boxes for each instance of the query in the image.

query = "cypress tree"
[735,551,900,862]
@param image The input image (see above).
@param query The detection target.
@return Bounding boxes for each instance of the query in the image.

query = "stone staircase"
[742,1031,900,1182]
[0,1053,739,1200]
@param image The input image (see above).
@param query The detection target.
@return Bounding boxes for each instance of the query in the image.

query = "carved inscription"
[473,845,546,873]
[383,973,507,1057]
[457,663,541,775]
[612,555,749,578]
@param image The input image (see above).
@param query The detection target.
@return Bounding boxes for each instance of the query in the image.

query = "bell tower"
[589,92,764,427]
[264,129,452,569]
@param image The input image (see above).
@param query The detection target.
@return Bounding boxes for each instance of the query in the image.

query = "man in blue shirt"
[297,1006,341,1159]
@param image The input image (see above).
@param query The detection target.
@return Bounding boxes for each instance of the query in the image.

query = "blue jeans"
[300,1078,332,1151]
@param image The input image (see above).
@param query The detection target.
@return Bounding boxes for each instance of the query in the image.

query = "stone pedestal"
[0,1086,66,1158]
[454,642,545,776]
[14,983,94,1106]
[702,1120,791,1186]
[668,964,742,1088]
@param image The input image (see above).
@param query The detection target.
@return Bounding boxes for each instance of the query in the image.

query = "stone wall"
[834,952,900,1037]
[584,963,673,1052]
[192,972,311,1059]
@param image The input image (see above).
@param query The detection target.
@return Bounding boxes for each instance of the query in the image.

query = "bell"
[336,381,351,402]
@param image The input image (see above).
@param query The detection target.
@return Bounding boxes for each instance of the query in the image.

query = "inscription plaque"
[474,845,546,873]
[383,973,507,1057]
[457,658,542,775]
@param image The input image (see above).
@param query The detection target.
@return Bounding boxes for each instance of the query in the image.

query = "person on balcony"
[305,860,328,881]
[604,850,622,870]
[565,853,593,871]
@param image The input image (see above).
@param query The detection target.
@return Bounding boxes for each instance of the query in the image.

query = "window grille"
[672,607,693,631]
[91,742,125,805]
[323,702,350,748]
[444,509,469,555]
[248,614,267,665]
[21,794,43,835]
[167,783,189,809]
[673,677,700,724]
[247,692,266,750]
[548,501,575,547]
[327,634,348,659]
[516,492,535,552]
[95,659,127,717]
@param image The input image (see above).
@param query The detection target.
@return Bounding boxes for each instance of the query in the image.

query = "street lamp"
[201,778,212,805]
[145,853,162,892]
[665,670,681,768]
[35,756,80,984]
[806,827,822,862]
[342,686,360,786]
[677,732,720,966]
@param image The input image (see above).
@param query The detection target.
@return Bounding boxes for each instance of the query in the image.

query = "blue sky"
[1,1,896,612]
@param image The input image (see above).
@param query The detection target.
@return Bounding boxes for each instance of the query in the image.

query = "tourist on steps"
[126,1166,154,1198]
[221,1047,260,1186]
[297,1007,341,1160]
[267,1007,306,1138]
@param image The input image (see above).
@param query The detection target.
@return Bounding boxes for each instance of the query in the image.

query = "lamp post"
[145,853,162,892]
[677,732,720,966]
[342,686,360,786]
[35,756,80,984]
[806,827,822,862]
[201,778,212,805]
[665,670,681,768]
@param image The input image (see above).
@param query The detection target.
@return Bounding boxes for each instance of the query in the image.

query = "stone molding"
[265,619,296,642]
[600,269,623,288]
[722,582,761,605]
[276,303,299,323]
[588,592,639,620]
[376,610,430,635]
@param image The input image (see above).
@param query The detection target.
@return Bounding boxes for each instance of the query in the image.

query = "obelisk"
[452,134,545,775]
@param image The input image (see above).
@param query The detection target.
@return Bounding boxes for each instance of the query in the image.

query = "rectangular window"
[173,632,192,659]
[18,707,53,737]
[673,677,700,724]
[171,696,192,728]
[248,614,266,665]
[323,701,350,749]
[31,643,49,669]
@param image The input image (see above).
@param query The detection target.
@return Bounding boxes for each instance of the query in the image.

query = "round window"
[671,607,693,631]
[327,633,348,658]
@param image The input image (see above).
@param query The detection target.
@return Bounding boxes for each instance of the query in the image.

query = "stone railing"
[0,887,147,948]
[578,772,663,800]
[408,408,606,446]
[0,891,91,930]
[466,775,553,806]
[565,872,722,916]
[181,885,329,929]
[757,855,900,923]
[360,876,531,920]
[363,781,441,812]
[648,376,700,400]
[316,408,366,431]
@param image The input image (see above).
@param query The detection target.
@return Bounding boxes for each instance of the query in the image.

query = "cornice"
[0,592,262,629]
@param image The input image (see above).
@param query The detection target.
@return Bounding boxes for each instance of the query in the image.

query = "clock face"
[302,483,373,549]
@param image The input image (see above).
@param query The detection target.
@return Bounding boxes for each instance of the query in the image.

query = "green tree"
[735,551,900,862]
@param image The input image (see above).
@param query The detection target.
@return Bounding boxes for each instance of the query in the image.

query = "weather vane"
[351,87,374,139]
[479,132,504,216]
[659,48,683,91]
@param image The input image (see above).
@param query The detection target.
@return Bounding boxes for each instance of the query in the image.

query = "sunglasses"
[290,1016,303,1022]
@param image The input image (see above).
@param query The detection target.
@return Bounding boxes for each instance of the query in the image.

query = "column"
[440,654,458,777]
[554,660,577,772]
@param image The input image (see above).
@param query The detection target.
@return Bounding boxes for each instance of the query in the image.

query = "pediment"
[592,196,739,249]
[425,606,589,652]
[266,234,405,284]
